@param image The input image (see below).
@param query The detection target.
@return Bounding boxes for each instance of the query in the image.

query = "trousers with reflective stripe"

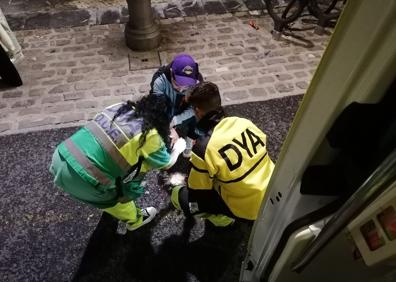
[50,149,141,224]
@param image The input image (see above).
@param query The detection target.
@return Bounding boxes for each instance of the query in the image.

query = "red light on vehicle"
[360,220,385,251]
[377,206,396,241]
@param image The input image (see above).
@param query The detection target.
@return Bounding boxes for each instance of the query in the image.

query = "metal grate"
[128,50,161,71]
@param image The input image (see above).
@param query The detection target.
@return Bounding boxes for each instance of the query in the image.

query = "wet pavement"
[0,95,302,282]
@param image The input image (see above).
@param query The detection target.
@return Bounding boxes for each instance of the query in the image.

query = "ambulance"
[240,1,396,281]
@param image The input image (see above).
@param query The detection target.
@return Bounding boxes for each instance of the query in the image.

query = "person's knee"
[170,185,191,215]
[205,214,235,227]
[171,185,182,210]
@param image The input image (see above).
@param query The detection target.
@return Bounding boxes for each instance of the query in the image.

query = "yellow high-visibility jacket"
[188,112,274,220]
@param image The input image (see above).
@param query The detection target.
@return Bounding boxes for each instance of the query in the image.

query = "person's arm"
[119,139,185,201]
[152,76,166,96]
[188,148,214,190]
[119,174,145,202]
[163,138,186,169]
[170,107,195,127]
[141,139,184,170]
[140,131,186,170]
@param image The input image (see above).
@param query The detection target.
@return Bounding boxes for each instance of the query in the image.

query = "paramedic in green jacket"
[171,82,274,227]
[50,95,186,231]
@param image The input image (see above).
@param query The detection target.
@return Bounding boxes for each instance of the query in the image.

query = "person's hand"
[163,137,187,170]
[172,138,186,154]
[170,127,179,148]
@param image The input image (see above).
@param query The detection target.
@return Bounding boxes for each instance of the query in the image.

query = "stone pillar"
[125,0,160,51]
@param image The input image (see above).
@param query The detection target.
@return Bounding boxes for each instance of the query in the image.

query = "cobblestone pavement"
[1,0,266,30]
[0,13,329,135]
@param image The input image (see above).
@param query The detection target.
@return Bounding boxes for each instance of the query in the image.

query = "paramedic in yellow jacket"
[50,95,186,232]
[171,82,274,227]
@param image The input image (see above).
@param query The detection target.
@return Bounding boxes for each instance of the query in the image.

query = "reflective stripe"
[64,139,112,186]
[102,112,130,146]
[88,105,145,181]
[101,104,143,143]
[92,111,143,148]
[217,152,268,184]
[117,118,143,141]
[95,112,129,148]
[86,121,131,174]
[190,163,209,174]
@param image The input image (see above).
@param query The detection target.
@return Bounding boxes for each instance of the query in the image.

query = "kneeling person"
[171,82,274,226]
[50,95,186,232]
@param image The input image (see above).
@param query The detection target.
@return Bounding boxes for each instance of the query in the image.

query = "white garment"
[0,8,23,62]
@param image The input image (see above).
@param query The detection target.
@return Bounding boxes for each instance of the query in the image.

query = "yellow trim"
[205,214,235,227]
[102,201,141,225]
[171,185,183,210]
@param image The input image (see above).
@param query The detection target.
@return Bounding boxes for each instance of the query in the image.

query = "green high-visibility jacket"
[56,103,171,207]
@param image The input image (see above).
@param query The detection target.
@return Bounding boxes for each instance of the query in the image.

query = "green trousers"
[49,150,142,225]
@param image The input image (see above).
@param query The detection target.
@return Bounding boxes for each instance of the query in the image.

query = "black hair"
[112,95,171,151]
[189,81,222,114]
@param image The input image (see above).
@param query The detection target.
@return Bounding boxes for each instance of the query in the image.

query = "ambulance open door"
[240,1,396,281]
